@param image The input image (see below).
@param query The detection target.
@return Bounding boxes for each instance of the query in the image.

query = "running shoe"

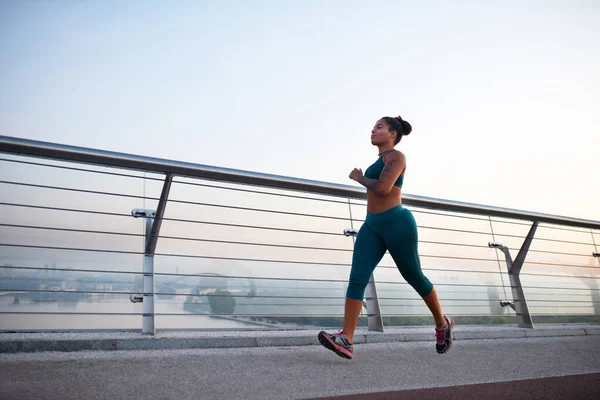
[318,329,354,359]
[435,315,454,354]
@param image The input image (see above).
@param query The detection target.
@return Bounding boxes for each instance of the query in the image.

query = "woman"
[318,115,453,359]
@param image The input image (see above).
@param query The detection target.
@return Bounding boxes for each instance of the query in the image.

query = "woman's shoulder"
[383,150,406,162]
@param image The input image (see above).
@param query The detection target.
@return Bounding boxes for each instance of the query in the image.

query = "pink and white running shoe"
[318,329,354,359]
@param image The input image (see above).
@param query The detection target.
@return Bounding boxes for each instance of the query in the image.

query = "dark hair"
[382,116,412,144]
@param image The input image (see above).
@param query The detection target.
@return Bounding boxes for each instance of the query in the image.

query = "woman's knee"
[402,271,433,298]
[346,279,367,301]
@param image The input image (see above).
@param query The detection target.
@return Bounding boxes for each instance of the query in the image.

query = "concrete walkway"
[1,335,599,400]
[0,323,599,353]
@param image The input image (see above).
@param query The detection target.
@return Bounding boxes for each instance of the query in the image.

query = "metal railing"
[1,135,599,334]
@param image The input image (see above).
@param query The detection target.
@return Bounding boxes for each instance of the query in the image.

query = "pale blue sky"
[1,0,599,220]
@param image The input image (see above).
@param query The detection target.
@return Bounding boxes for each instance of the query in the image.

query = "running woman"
[318,115,453,359]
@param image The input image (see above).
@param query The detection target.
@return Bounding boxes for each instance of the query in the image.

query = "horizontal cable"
[217,303,346,307]
[157,235,351,253]
[0,202,132,219]
[171,178,351,205]
[156,268,503,280]
[349,202,493,223]
[157,290,507,300]
[533,237,595,246]
[0,180,153,202]
[526,294,599,299]
[0,181,351,222]
[215,298,509,304]
[531,313,598,316]
[160,217,505,244]
[0,157,162,182]
[166,281,509,295]
[3,139,599,230]
[158,216,342,236]
[154,272,350,283]
[526,299,600,304]
[373,313,513,317]
[156,313,354,317]
[420,268,501,274]
[522,285,600,291]
[528,306,597,309]
[0,288,138,295]
[0,264,142,275]
[0,157,356,206]
[1,223,594,259]
[2,198,591,252]
[519,260,600,269]
[526,249,594,258]
[378,297,507,302]
[520,272,600,279]
[3,159,597,236]
[155,252,498,265]
[537,224,597,234]
[0,243,143,255]
[10,199,336,244]
[163,292,343,299]
[0,243,501,266]
[493,233,594,246]
[421,255,497,262]
[0,311,143,315]
[1,223,349,252]
[154,270,501,283]
[375,281,507,288]
[490,217,595,234]
[165,199,350,222]
[157,234,492,252]
[0,223,146,239]
[417,225,490,237]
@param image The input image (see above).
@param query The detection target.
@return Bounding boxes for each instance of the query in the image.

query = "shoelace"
[435,328,446,344]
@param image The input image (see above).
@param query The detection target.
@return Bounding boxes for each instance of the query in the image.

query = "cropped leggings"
[346,205,433,300]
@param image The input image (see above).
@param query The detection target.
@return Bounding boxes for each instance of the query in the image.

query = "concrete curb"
[1,325,598,354]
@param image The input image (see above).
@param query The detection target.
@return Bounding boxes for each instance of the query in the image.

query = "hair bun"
[395,116,412,136]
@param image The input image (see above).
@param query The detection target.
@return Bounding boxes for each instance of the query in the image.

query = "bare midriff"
[366,185,402,214]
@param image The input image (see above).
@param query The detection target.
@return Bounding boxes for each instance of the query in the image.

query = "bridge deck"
[1,334,599,399]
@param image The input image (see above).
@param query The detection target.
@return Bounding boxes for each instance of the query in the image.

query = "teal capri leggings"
[346,205,433,300]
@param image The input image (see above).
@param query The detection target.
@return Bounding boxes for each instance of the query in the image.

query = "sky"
[1,0,599,221]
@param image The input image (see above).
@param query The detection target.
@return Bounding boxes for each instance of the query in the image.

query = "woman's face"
[371,119,396,146]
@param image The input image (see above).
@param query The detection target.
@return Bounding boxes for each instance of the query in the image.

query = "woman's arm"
[349,152,405,196]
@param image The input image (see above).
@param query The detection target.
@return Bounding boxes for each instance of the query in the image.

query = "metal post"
[364,274,384,332]
[489,221,538,329]
[130,173,173,335]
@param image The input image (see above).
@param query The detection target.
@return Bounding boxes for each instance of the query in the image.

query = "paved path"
[312,373,600,400]
[1,336,599,400]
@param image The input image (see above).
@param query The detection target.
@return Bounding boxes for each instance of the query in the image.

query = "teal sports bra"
[364,150,405,188]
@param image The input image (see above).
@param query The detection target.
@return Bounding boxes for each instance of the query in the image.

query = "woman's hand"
[349,168,364,183]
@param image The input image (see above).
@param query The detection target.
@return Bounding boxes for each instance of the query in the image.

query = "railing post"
[489,221,538,329]
[343,227,384,332]
[130,173,173,335]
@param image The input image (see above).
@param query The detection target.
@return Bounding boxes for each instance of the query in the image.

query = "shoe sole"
[437,316,454,354]
[318,331,353,359]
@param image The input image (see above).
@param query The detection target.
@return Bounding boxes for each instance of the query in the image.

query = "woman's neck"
[378,146,394,156]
